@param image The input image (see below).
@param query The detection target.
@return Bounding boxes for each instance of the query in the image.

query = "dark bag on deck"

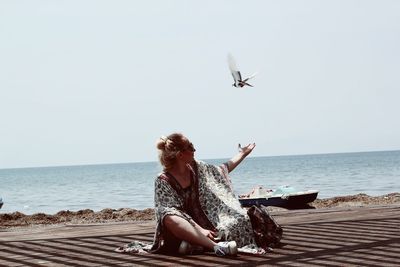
[247,205,283,249]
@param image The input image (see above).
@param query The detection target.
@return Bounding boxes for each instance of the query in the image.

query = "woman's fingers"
[206,230,218,240]
[210,230,218,236]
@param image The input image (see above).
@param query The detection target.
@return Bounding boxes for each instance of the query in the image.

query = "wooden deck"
[1,204,399,266]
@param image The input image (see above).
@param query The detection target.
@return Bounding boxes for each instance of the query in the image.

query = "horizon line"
[1,148,399,171]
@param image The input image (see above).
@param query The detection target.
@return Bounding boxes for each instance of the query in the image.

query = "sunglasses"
[183,142,195,152]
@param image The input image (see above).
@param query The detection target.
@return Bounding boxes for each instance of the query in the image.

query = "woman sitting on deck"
[150,132,260,256]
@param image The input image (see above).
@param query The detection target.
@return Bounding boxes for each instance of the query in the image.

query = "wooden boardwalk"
[0,204,399,266]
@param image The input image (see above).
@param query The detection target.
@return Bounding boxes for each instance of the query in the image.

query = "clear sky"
[1,1,399,169]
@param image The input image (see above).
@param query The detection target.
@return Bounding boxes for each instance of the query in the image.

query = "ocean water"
[1,150,399,215]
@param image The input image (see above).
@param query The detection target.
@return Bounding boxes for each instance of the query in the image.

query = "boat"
[238,185,318,208]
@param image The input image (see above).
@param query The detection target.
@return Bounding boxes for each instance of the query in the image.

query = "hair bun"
[156,136,168,150]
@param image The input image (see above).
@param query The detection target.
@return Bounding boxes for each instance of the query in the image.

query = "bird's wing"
[243,72,258,82]
[227,54,242,82]
[232,71,242,83]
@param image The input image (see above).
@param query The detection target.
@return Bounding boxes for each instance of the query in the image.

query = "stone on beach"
[1,193,399,228]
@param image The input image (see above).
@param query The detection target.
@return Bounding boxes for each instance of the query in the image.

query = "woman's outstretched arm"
[226,143,256,173]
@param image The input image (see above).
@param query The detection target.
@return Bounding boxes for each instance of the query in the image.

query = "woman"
[151,132,258,256]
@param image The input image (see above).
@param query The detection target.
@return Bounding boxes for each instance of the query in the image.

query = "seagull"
[227,53,258,88]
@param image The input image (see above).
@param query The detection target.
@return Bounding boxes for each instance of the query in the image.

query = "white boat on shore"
[238,185,319,208]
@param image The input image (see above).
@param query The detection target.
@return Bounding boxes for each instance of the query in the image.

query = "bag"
[247,205,283,248]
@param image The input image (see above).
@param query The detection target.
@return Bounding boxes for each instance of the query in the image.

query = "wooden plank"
[0,204,399,266]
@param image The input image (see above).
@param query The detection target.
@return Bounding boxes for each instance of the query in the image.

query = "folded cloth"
[238,245,269,254]
[115,241,152,254]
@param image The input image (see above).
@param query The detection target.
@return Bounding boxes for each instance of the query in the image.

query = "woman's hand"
[239,143,256,156]
[227,142,256,172]
[200,228,218,241]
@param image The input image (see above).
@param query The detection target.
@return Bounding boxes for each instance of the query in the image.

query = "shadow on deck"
[0,205,399,266]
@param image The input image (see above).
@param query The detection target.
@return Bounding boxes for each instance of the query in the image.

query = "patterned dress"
[150,160,257,252]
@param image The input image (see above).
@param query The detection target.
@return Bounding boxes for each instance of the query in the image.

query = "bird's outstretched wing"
[228,53,242,83]
[243,72,258,82]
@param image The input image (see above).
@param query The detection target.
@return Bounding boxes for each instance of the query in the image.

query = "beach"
[1,192,399,228]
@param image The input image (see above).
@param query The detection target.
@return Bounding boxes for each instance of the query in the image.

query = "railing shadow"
[0,217,398,266]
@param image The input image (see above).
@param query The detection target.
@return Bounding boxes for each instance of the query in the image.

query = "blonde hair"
[156,133,188,171]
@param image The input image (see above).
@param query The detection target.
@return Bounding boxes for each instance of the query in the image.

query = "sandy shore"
[1,192,399,228]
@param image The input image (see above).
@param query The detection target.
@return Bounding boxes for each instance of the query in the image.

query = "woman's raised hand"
[239,143,256,156]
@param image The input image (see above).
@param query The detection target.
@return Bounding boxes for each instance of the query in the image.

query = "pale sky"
[1,0,399,169]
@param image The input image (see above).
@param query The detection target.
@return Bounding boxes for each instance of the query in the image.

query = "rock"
[1,193,399,228]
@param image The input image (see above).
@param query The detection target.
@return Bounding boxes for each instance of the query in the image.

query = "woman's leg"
[163,215,216,250]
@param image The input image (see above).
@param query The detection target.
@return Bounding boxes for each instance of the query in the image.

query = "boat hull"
[239,191,318,208]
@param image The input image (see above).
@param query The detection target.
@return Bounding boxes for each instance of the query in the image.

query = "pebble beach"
[1,192,399,229]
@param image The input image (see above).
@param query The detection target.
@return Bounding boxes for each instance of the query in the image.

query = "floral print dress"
[150,160,257,252]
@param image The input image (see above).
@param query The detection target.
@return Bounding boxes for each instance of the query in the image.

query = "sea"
[1,150,399,215]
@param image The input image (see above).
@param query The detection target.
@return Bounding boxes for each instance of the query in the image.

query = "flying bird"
[227,54,258,88]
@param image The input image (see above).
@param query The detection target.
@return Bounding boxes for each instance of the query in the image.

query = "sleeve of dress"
[218,163,234,192]
[154,176,193,226]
